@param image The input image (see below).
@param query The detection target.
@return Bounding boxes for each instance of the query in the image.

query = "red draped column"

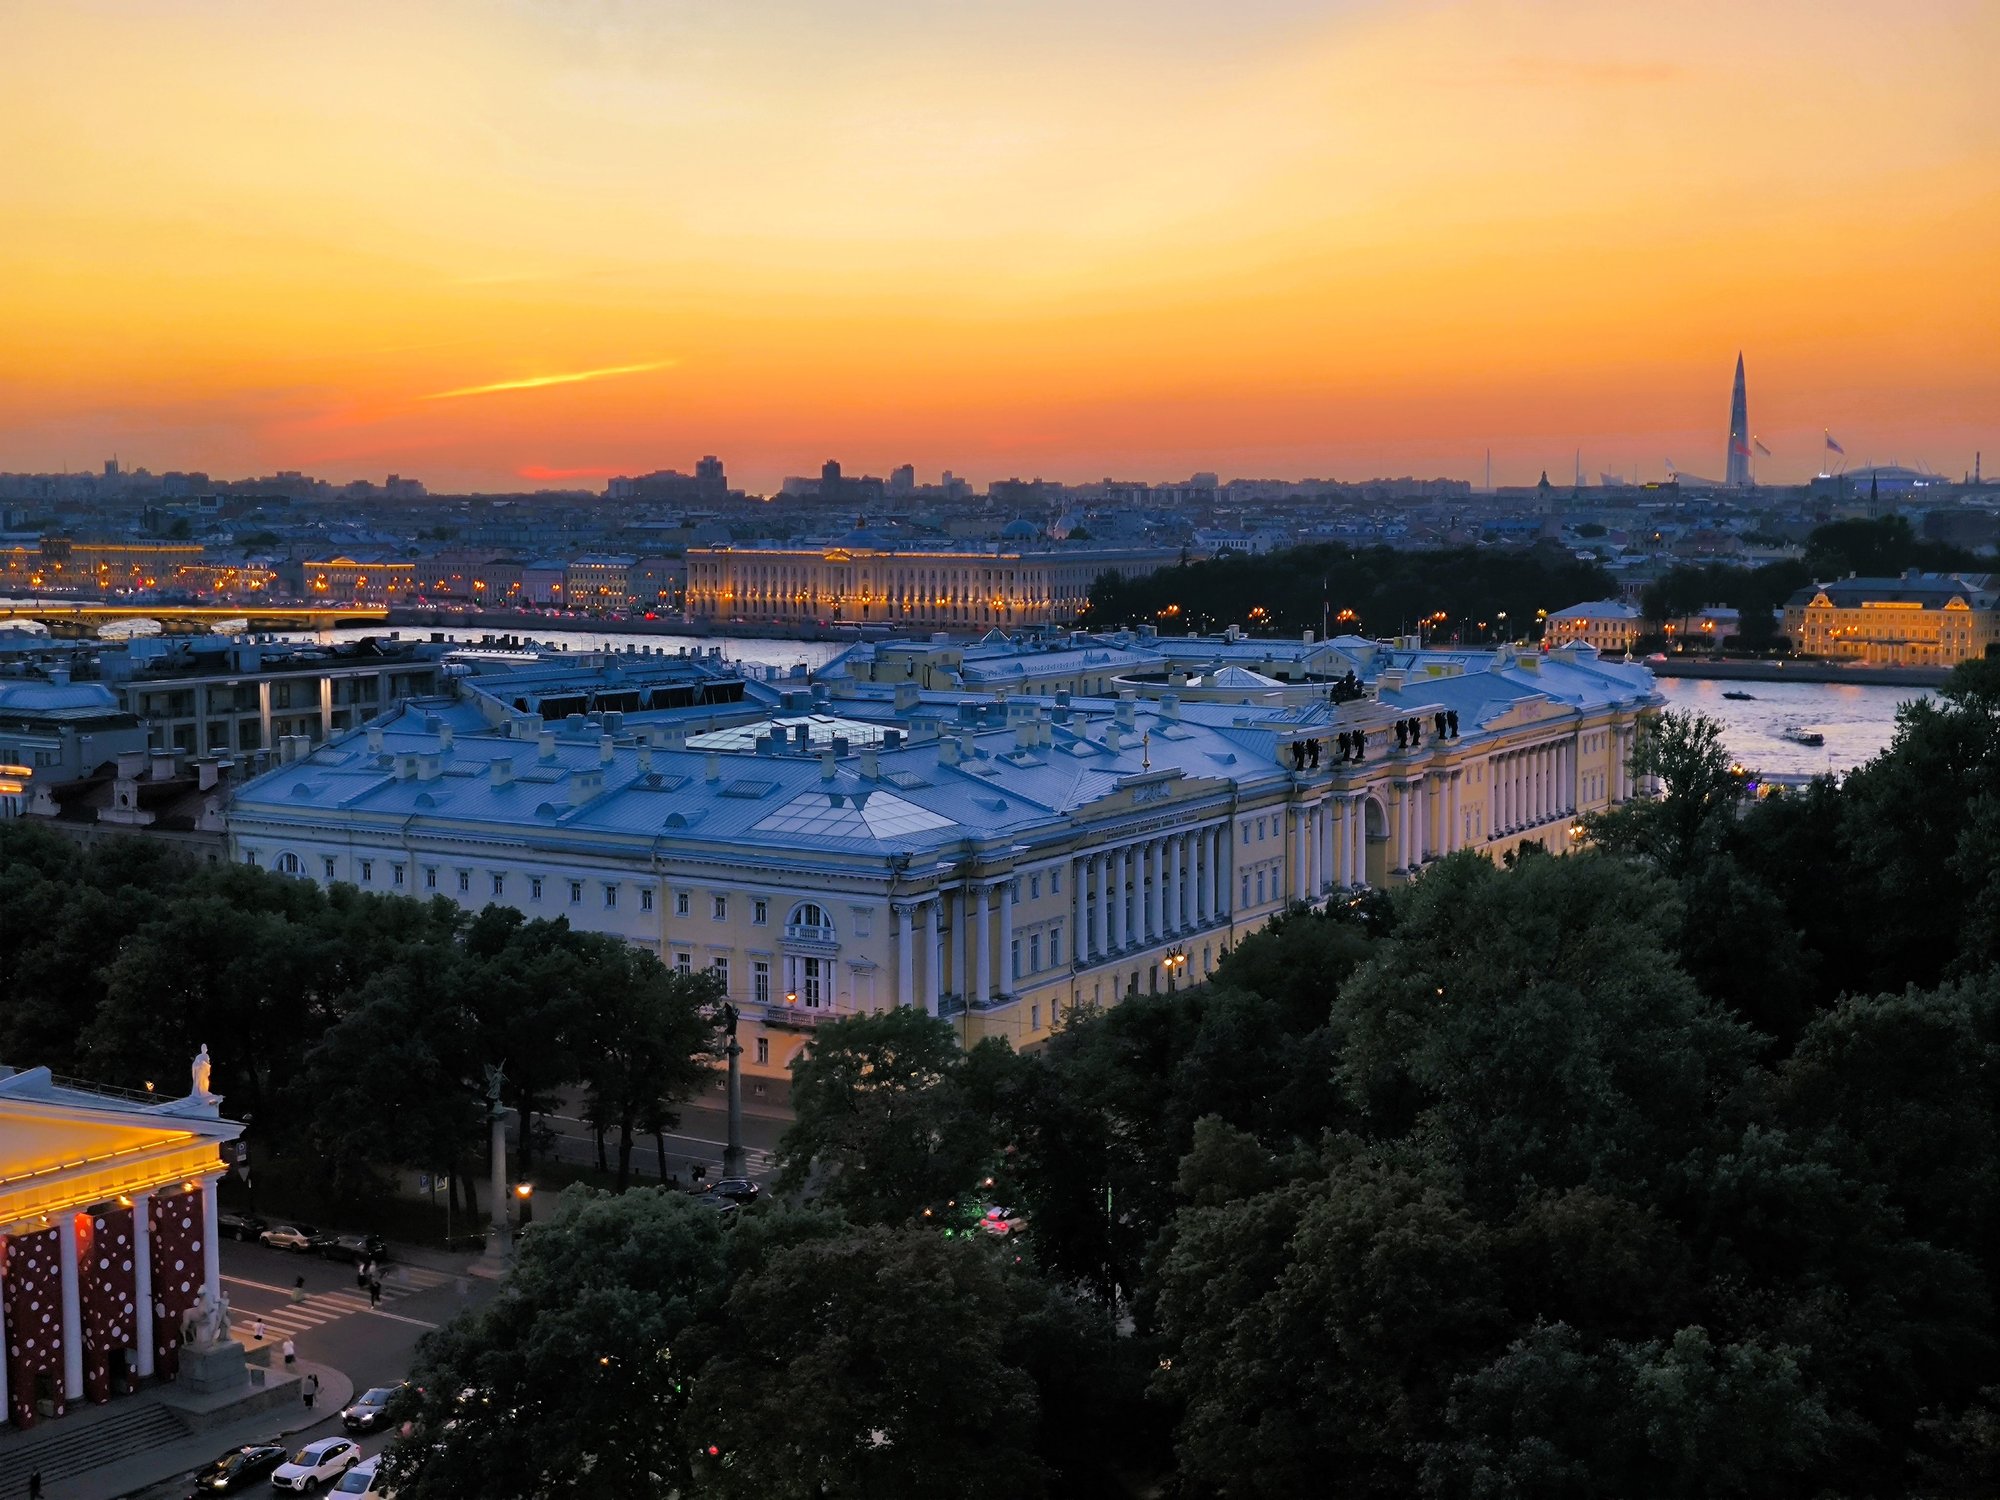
[148,1188,205,1382]
[80,1206,138,1402]
[4,1228,67,1427]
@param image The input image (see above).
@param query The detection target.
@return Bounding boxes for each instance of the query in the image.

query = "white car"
[259,1224,319,1253]
[331,1457,394,1500]
[270,1437,362,1492]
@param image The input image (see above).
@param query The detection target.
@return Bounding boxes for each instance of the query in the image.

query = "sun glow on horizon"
[2,0,1993,491]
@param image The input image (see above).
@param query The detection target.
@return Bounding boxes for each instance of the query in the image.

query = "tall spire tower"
[1725,353,1752,487]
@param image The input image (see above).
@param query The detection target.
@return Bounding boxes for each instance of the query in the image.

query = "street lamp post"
[721,1002,746,1181]
[1162,945,1188,993]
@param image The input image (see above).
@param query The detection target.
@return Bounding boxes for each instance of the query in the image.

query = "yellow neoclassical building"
[684,543,1179,631]
[1784,572,1999,666]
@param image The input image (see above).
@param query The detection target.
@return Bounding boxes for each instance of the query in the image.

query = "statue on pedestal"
[185,1287,230,1346]
[191,1044,215,1101]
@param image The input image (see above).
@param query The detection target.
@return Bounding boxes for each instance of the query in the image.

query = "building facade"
[1544,600,1643,654]
[1784,572,2000,666]
[228,634,1656,1086]
[684,545,1180,630]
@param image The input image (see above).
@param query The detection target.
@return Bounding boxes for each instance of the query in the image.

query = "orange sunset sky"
[4,1,1996,494]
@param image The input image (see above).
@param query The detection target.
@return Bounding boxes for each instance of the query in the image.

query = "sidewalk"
[0,1358,352,1500]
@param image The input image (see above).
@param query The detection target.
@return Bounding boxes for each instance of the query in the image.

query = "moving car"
[270,1437,362,1492]
[320,1232,390,1265]
[980,1205,1030,1238]
[188,1443,285,1496]
[331,1459,394,1500]
[259,1223,327,1254]
[706,1178,761,1205]
[341,1385,400,1433]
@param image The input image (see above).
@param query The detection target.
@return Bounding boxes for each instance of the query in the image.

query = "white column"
[1160,839,1178,934]
[134,1190,155,1377]
[999,881,1015,998]
[1074,859,1088,962]
[1192,834,1207,924]
[1108,848,1125,949]
[1351,794,1368,888]
[1146,840,1164,940]
[895,904,915,1009]
[1450,771,1462,852]
[929,901,945,1013]
[1096,854,1111,955]
[974,883,992,1002]
[961,885,978,1000]
[1217,824,1233,917]
[0,1252,9,1415]
[1334,801,1350,887]
[59,1211,84,1400]
[1320,801,1335,890]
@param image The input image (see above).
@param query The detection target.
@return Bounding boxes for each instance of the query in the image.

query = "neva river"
[302,624,1921,776]
[1654,675,1927,776]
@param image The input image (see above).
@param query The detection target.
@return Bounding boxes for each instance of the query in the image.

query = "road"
[538,1089,790,1182]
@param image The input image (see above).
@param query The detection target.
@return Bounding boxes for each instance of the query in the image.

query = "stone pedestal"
[178,1338,248,1396]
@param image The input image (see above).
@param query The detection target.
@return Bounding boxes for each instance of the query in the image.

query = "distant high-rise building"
[696,454,726,500]
[1725,353,1751,487]
[888,463,915,495]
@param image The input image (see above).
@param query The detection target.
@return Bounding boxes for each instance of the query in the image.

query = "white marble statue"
[191,1044,213,1100]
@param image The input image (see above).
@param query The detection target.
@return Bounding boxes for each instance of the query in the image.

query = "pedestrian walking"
[367,1278,382,1309]
[252,1316,266,1342]
[355,1256,369,1289]
[28,1470,43,1500]
[282,1337,296,1366]
[303,1373,319,1411]
[290,1274,306,1305]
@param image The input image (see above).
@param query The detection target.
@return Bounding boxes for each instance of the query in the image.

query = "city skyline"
[4,1,1994,493]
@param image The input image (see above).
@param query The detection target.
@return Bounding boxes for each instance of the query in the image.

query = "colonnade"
[1487,739,1580,836]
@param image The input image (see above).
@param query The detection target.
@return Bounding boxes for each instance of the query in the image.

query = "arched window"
[276,851,304,876]
[788,902,833,939]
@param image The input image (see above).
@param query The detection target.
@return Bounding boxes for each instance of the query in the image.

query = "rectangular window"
[1241,824,1250,845]
[605,884,619,909]
[1031,934,1043,971]
[569,880,583,905]
[641,888,654,913]
[754,961,771,1005]
[492,873,505,897]
[676,952,692,976]
[1257,869,1267,903]
[1011,937,1022,979]
[244,852,258,867]
[753,898,769,925]
[360,860,373,883]
[1051,867,1061,895]
[802,956,823,1006]
[530,876,543,901]
[1052,926,1063,965]
[756,1036,770,1066]
[458,870,471,894]
[1029,875,1041,900]
[322,857,336,881]
[1241,873,1251,904]
[1031,1003,1040,1032]
[711,956,729,992]
[424,866,438,890]
[393,865,405,887]
[676,891,691,917]
[713,895,727,920]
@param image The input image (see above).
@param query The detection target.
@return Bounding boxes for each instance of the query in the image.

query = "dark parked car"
[187,1443,286,1496]
[340,1385,402,1433]
[705,1178,761,1205]
[320,1233,390,1265]
[218,1210,270,1243]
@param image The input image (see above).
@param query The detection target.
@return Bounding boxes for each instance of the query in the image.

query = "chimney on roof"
[820,749,837,781]
[438,723,453,751]
[490,755,516,788]
[599,735,616,765]
[539,731,557,762]
[940,736,962,767]
[368,727,384,754]
[894,682,921,712]
[418,751,443,781]
[1115,695,1137,729]
[1105,724,1123,752]
[1160,693,1181,722]
[196,759,220,792]
[793,724,811,751]
[637,746,654,774]
[883,728,903,750]
[705,752,720,782]
[861,748,880,780]
[1015,722,1036,752]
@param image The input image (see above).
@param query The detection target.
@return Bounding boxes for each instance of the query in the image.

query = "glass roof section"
[752,789,956,840]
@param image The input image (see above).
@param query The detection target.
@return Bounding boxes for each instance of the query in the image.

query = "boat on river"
[1782,727,1826,747]
[1722,690,1755,700]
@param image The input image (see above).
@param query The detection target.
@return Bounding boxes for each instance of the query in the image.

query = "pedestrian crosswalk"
[226,1263,455,1339]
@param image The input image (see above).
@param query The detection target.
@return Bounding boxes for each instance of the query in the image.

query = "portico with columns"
[0,1058,242,1428]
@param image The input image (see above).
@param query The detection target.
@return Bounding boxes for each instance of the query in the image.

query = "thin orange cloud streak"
[422,361,676,401]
